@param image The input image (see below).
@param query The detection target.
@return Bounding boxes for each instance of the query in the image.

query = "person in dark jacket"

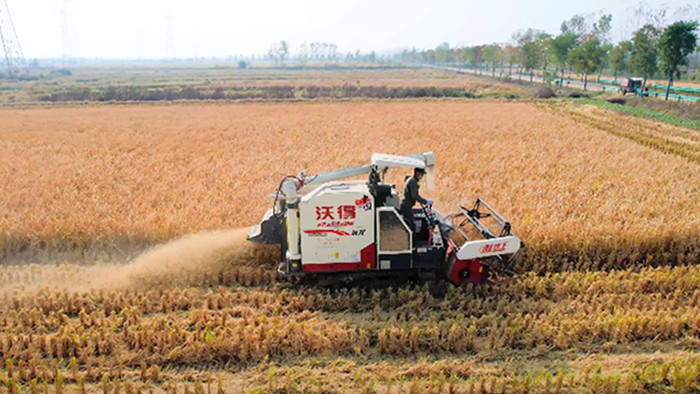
[400,168,433,232]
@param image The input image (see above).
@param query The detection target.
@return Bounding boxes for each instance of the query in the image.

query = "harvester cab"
[247,152,522,285]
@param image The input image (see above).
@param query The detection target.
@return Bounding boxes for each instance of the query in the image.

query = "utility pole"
[0,0,27,78]
[60,0,72,62]
[165,10,175,59]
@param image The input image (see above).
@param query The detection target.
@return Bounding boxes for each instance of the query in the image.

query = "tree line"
[401,12,698,100]
[267,41,383,66]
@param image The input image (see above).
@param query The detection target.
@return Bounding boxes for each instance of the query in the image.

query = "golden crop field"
[1,99,699,392]
[1,101,698,269]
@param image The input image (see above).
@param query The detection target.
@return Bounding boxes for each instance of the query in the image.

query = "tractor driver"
[400,168,433,232]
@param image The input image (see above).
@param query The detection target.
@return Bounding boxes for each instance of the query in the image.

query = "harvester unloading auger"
[248,152,523,285]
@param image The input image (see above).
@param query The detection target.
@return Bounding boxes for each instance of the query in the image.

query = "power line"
[0,0,27,77]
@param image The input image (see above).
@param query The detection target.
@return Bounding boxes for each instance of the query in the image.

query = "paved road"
[427,64,614,93]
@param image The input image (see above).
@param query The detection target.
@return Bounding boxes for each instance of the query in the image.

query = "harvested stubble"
[201,68,523,91]
[0,101,698,272]
[0,67,524,104]
[0,265,699,391]
[545,101,700,163]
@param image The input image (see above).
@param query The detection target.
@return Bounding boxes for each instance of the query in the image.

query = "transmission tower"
[60,0,74,62]
[0,0,26,77]
[165,11,175,59]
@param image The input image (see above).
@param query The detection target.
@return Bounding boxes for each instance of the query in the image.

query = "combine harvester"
[248,152,523,285]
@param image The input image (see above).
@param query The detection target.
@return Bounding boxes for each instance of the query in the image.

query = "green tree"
[568,38,607,90]
[435,42,451,64]
[591,14,613,82]
[536,34,552,83]
[473,45,485,73]
[518,29,545,81]
[550,33,578,86]
[561,14,589,36]
[457,47,469,64]
[505,44,519,76]
[658,20,699,100]
[482,44,502,77]
[521,41,539,80]
[593,14,613,43]
[465,46,479,68]
[510,31,526,79]
[630,25,660,92]
[609,41,632,79]
[598,43,613,81]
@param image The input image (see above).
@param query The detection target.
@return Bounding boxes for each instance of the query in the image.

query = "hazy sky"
[6,0,699,59]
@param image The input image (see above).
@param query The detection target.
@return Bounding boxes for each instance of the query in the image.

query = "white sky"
[6,0,699,59]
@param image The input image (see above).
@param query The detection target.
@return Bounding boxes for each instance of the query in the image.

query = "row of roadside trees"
[401,13,698,100]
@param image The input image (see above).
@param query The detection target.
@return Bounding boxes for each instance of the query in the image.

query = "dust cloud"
[105,228,277,289]
[0,228,279,297]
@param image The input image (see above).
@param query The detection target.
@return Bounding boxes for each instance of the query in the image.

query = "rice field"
[1,101,697,269]
[0,98,699,392]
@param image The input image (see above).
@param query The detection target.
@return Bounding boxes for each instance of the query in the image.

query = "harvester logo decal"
[316,206,335,220]
[479,241,507,254]
[316,205,357,228]
[316,205,357,220]
[355,197,372,211]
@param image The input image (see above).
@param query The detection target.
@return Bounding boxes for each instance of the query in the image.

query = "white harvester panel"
[299,182,376,270]
[456,235,521,260]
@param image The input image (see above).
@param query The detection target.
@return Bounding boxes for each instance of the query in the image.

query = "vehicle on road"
[620,78,645,96]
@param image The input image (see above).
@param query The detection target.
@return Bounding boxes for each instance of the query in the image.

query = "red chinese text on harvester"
[479,242,507,254]
[316,205,356,227]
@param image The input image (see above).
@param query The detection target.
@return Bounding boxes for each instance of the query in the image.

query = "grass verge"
[580,99,700,130]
